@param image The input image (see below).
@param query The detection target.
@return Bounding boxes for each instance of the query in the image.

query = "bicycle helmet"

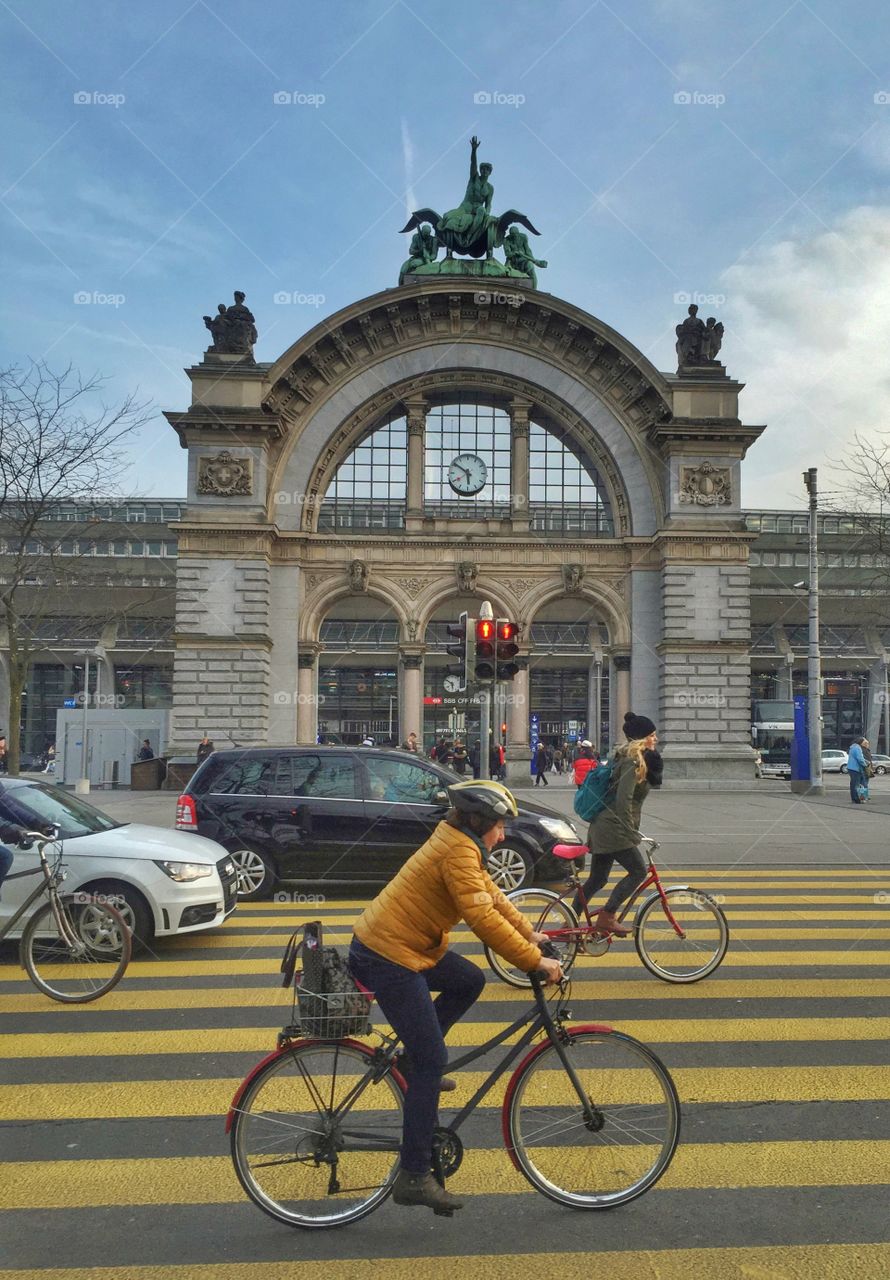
[447,778,519,820]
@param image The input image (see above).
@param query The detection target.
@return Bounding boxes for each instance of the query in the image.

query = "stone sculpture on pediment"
[562,563,584,593]
[456,561,478,593]
[203,290,257,358]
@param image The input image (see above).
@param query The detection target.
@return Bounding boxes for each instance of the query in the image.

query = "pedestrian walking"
[470,739,481,779]
[196,735,214,763]
[573,712,663,936]
[534,741,549,786]
[451,740,469,775]
[848,736,869,804]
[573,740,597,787]
[402,732,421,754]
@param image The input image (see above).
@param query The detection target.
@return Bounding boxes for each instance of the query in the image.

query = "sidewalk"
[62,773,890,868]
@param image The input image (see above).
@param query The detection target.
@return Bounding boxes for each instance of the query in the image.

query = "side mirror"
[433,789,449,806]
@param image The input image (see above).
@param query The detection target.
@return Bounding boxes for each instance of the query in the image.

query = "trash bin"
[163,757,198,791]
[131,758,166,790]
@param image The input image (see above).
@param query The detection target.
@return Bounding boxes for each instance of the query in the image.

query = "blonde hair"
[616,736,650,783]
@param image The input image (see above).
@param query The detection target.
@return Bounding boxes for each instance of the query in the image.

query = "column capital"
[403,396,427,435]
[612,654,631,672]
[297,653,316,670]
[399,649,425,668]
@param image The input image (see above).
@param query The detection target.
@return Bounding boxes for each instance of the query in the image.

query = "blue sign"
[530,713,540,776]
[63,697,78,709]
[791,694,810,781]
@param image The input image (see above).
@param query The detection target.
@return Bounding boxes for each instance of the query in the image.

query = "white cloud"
[720,204,890,507]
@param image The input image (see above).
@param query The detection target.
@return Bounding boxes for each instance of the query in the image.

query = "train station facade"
[163,278,765,786]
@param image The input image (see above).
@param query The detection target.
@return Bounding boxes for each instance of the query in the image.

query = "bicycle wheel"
[634,886,729,983]
[506,1028,680,1208]
[21,896,131,1003]
[484,889,581,988]
[230,1040,404,1229]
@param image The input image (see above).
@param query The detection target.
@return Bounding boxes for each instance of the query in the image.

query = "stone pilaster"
[505,656,533,784]
[405,397,426,529]
[296,648,321,744]
[611,655,631,742]
[399,651,424,746]
[509,398,531,532]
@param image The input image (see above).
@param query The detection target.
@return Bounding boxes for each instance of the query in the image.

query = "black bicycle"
[227,958,680,1228]
[1,828,131,1002]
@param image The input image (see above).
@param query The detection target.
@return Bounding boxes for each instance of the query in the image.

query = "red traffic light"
[476,619,493,641]
[497,621,514,641]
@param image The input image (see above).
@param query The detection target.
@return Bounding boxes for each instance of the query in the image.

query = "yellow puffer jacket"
[353,820,542,974]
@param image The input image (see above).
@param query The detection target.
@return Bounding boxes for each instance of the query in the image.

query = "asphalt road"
[54,769,890,869]
[2,860,890,1278]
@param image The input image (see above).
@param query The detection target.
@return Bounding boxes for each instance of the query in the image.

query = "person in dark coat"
[470,740,481,779]
[573,712,662,935]
[534,741,549,786]
[196,735,215,763]
[451,740,469,775]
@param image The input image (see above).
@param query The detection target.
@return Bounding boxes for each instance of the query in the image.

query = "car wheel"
[840,765,848,774]
[877,766,887,776]
[84,880,154,950]
[230,848,277,901]
[486,844,534,892]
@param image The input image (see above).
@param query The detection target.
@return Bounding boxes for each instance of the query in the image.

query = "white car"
[0,778,237,944]
[821,750,849,773]
[869,754,890,775]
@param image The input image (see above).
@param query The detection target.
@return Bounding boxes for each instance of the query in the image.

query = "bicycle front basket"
[287,923,373,1038]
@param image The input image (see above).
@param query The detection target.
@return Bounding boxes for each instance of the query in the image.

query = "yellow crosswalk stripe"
[3,1062,890,1122]
[3,974,889,1015]
[1,1243,890,1280]
[4,1015,890,1058]
[3,1140,890,1209]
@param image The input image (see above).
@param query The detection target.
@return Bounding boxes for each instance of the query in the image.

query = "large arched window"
[317,399,613,533]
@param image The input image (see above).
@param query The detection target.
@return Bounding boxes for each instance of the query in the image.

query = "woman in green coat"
[573,712,663,935]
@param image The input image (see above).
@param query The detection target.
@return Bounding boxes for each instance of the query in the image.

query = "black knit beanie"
[623,711,657,739]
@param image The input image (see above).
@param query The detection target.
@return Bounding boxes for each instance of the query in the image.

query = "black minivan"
[177,746,583,899]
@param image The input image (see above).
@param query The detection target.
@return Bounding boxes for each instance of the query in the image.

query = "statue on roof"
[203,290,257,358]
[399,137,545,283]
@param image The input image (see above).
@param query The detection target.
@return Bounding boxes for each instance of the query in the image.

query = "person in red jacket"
[573,741,597,787]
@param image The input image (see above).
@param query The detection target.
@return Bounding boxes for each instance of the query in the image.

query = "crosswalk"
[2,863,890,1278]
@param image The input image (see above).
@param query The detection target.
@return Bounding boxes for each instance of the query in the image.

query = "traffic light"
[495,618,520,681]
[445,611,471,691]
[475,617,496,681]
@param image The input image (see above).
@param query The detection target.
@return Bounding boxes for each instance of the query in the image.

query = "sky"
[2,0,890,507]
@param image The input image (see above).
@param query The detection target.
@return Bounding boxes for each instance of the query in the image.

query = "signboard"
[423,696,443,706]
[530,713,540,777]
[790,694,810,781]
[63,697,79,709]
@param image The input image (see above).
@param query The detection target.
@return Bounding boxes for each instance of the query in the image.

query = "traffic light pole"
[478,600,493,779]
[804,467,824,796]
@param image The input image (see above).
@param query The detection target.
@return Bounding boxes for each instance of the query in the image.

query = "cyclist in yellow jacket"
[350,779,562,1215]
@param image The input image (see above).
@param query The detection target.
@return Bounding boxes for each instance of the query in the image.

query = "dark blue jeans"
[849,768,865,803]
[0,844,14,900]
[574,846,648,915]
[348,936,485,1174]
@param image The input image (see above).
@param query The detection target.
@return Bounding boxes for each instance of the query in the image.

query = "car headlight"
[538,817,581,842]
[154,860,214,882]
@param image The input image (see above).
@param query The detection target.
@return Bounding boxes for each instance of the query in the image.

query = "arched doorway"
[316,598,401,745]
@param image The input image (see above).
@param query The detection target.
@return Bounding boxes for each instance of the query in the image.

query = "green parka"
[587,753,651,855]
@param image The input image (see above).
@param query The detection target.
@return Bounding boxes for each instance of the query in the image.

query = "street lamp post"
[803,468,824,796]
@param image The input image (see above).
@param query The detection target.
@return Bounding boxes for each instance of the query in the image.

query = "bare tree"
[829,430,890,618]
[0,361,154,774]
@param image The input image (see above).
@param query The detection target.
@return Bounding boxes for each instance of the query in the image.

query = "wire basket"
[295,977,373,1039]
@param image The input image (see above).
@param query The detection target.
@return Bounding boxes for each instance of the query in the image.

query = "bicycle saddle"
[552,843,588,860]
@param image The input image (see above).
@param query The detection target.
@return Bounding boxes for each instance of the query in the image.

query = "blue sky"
[3,0,890,505]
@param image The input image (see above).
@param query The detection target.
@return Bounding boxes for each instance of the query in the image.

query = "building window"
[318,417,407,531]
[424,401,512,517]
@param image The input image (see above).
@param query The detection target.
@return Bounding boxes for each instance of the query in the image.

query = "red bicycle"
[485,836,729,987]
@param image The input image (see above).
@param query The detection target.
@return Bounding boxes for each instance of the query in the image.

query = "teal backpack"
[573,758,615,823]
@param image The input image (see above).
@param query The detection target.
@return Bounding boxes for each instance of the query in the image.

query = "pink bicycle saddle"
[552,843,588,861]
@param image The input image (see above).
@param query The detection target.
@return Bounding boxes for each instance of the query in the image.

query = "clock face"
[448,453,488,496]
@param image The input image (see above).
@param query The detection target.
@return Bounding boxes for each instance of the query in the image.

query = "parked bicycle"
[227,933,680,1229]
[0,828,131,1002]
[485,837,729,987]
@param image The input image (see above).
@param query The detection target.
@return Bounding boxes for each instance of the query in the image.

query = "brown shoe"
[392,1170,464,1215]
[595,909,631,938]
[394,1055,457,1093]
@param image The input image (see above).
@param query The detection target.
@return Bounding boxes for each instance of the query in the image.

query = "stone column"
[405,398,426,528]
[400,652,424,747]
[510,398,531,532]
[612,655,631,741]
[296,651,319,744]
[775,652,794,702]
[588,648,604,750]
[505,656,532,784]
